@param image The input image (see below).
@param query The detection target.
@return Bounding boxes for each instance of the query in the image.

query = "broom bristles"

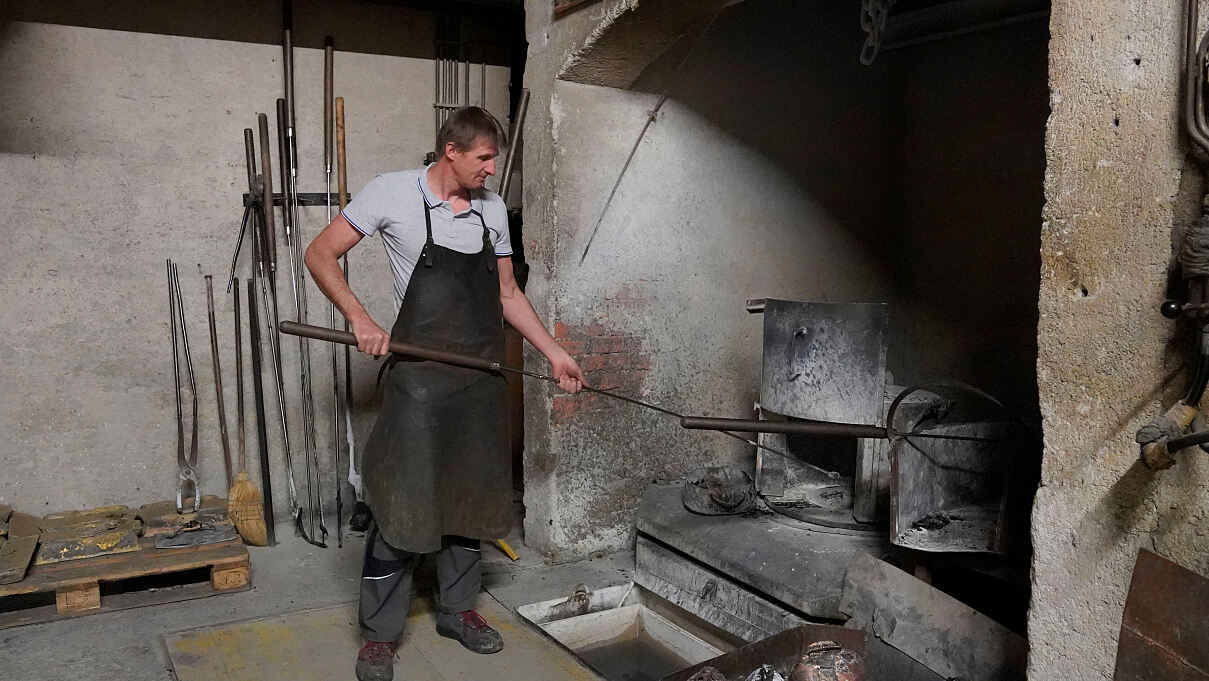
[228,470,268,546]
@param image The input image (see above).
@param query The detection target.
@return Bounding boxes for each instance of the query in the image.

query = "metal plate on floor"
[1114,549,1209,680]
[759,300,887,424]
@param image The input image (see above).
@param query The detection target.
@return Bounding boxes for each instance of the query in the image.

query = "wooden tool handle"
[336,97,349,210]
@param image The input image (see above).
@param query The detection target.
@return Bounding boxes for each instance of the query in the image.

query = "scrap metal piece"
[1113,548,1209,680]
[138,496,229,537]
[838,551,1026,681]
[153,521,239,549]
[759,300,887,425]
[0,511,40,584]
[35,507,141,566]
[683,466,756,515]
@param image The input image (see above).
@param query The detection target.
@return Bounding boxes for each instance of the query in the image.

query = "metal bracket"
[242,192,350,208]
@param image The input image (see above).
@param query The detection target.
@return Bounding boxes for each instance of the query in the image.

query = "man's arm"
[498,256,586,394]
[304,214,391,356]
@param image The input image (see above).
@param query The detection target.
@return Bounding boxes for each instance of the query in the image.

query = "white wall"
[0,19,512,519]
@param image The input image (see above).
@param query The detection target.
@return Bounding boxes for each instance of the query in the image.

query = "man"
[305,106,585,681]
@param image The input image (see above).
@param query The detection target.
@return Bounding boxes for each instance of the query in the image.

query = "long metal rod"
[280,23,326,544]
[497,88,529,201]
[325,35,344,548]
[682,416,889,439]
[578,8,723,266]
[205,274,235,490]
[280,322,799,464]
[259,257,302,522]
[248,268,277,545]
[282,321,1019,450]
[234,278,246,474]
[336,96,361,502]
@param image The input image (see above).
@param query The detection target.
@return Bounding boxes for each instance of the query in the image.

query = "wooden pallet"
[0,536,249,629]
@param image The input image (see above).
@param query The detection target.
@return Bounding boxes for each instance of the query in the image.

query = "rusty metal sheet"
[1114,549,1209,680]
[759,300,887,425]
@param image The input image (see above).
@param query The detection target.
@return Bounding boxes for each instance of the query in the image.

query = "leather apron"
[360,197,511,554]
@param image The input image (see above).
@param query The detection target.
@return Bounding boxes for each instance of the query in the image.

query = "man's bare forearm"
[501,290,561,358]
[305,247,372,325]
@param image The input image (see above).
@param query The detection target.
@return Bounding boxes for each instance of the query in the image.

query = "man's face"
[446,137,498,190]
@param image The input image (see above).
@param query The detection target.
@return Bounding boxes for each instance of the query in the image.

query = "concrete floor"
[0,516,634,681]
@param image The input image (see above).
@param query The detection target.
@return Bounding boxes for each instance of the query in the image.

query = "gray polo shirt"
[341,166,512,312]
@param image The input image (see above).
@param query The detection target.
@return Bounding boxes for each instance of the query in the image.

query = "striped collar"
[418,165,482,216]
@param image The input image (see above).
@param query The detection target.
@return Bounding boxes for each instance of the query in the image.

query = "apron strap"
[421,201,435,268]
[479,211,495,273]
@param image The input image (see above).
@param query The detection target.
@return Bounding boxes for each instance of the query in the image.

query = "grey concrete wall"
[521,0,1045,559]
[1030,1,1209,678]
[0,19,511,519]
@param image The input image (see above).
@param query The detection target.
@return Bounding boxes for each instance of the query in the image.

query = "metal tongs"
[168,260,201,513]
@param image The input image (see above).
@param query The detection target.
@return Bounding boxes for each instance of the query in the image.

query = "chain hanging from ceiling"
[860,0,897,65]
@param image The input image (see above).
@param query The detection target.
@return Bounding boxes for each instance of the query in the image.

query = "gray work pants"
[359,522,482,643]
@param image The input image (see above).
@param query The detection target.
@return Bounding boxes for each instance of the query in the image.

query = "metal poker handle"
[278,322,817,467]
[279,321,499,373]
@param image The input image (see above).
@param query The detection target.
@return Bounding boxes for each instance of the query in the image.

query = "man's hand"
[549,350,587,394]
[351,317,391,357]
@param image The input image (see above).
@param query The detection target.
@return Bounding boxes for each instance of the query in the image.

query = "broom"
[227,277,268,545]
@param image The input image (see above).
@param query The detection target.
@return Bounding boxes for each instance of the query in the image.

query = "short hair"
[436,106,506,157]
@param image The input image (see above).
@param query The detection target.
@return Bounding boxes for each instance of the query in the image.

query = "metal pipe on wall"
[497,89,529,202]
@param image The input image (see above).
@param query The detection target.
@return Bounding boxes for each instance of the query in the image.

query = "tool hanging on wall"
[241,128,279,545]
[168,260,201,513]
[337,96,371,533]
[205,275,235,490]
[280,0,326,545]
[324,36,347,548]
[228,278,269,546]
[247,267,278,545]
[256,113,312,544]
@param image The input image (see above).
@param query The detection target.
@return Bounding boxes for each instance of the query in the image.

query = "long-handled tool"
[280,322,1024,461]
[324,37,346,548]
[336,96,370,532]
[169,261,201,513]
[277,91,327,547]
[227,278,268,546]
[241,130,277,544]
[205,275,235,490]
[247,272,277,545]
[233,278,246,491]
[257,108,315,546]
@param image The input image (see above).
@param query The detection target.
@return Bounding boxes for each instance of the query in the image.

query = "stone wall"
[1030,1,1209,678]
